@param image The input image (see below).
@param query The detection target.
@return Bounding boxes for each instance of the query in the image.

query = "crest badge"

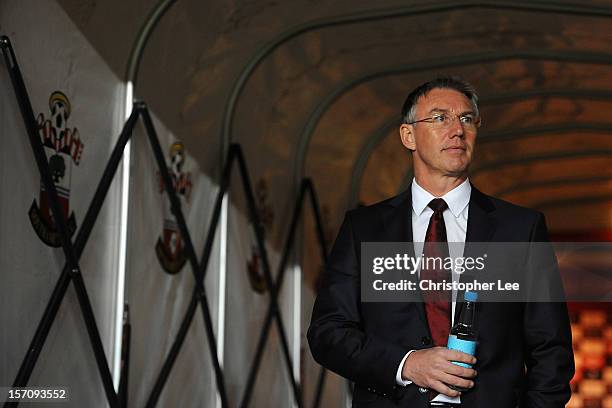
[246,179,274,293]
[155,141,192,274]
[29,91,84,247]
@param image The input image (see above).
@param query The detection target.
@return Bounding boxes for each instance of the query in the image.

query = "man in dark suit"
[307,77,574,407]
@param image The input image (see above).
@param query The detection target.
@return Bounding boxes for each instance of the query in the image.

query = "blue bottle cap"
[464,291,478,302]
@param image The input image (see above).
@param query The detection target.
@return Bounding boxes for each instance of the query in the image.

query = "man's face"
[400,88,478,178]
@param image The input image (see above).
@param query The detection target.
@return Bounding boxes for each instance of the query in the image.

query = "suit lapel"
[382,187,428,326]
[465,185,497,244]
[382,189,413,247]
[455,185,497,322]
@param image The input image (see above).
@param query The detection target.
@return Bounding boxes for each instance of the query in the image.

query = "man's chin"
[444,162,470,177]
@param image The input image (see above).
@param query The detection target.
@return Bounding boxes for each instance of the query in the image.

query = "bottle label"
[447,334,477,368]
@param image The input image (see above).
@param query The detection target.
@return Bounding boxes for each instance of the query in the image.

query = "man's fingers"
[445,363,477,379]
[445,349,477,364]
[429,380,461,398]
[439,372,474,390]
[408,347,477,396]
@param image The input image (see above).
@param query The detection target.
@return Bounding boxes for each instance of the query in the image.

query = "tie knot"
[428,198,448,213]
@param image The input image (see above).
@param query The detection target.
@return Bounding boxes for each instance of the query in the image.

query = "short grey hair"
[401,76,479,124]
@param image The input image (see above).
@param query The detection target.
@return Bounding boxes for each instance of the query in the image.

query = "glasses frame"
[406,111,481,130]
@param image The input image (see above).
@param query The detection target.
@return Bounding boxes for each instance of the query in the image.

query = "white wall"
[125,111,221,407]
[223,194,296,407]
[0,1,306,406]
[0,0,125,405]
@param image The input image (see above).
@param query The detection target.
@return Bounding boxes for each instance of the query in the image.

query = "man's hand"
[402,347,477,397]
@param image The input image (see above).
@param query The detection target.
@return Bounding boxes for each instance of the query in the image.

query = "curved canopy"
[58,0,612,268]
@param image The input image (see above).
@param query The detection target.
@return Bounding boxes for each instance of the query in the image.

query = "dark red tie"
[421,198,452,347]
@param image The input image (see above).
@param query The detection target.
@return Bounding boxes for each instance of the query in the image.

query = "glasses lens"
[414,114,480,130]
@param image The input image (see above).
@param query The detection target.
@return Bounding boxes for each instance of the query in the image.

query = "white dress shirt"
[394,178,471,404]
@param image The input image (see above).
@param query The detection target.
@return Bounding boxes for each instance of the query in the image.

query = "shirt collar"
[411,177,471,218]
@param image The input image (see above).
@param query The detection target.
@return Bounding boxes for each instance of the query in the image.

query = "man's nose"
[449,116,464,137]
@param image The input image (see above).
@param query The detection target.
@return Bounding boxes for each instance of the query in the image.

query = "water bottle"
[447,290,478,391]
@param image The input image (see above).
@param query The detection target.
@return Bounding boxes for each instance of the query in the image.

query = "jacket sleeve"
[522,213,574,407]
[307,211,407,394]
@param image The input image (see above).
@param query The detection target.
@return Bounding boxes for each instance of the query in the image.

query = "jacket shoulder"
[473,187,544,226]
[345,191,408,223]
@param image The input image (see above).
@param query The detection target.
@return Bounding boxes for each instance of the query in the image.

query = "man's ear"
[400,124,416,151]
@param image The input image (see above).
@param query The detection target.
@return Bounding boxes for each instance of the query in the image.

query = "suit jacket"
[307,185,574,407]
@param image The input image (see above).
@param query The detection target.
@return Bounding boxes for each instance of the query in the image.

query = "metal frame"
[140,108,229,408]
[118,304,130,407]
[146,144,336,408]
[145,142,304,408]
[126,0,178,86]
[1,35,229,408]
[348,117,400,208]
[3,27,338,407]
[240,179,329,408]
[221,0,612,167]
[1,35,121,408]
[3,33,336,408]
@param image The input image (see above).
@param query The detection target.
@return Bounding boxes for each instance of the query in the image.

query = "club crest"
[29,91,84,247]
[246,179,274,293]
[155,141,193,274]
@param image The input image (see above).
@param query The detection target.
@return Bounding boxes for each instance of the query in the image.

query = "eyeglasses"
[407,112,481,132]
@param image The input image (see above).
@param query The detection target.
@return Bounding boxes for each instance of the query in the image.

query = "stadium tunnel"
[1,0,611,407]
